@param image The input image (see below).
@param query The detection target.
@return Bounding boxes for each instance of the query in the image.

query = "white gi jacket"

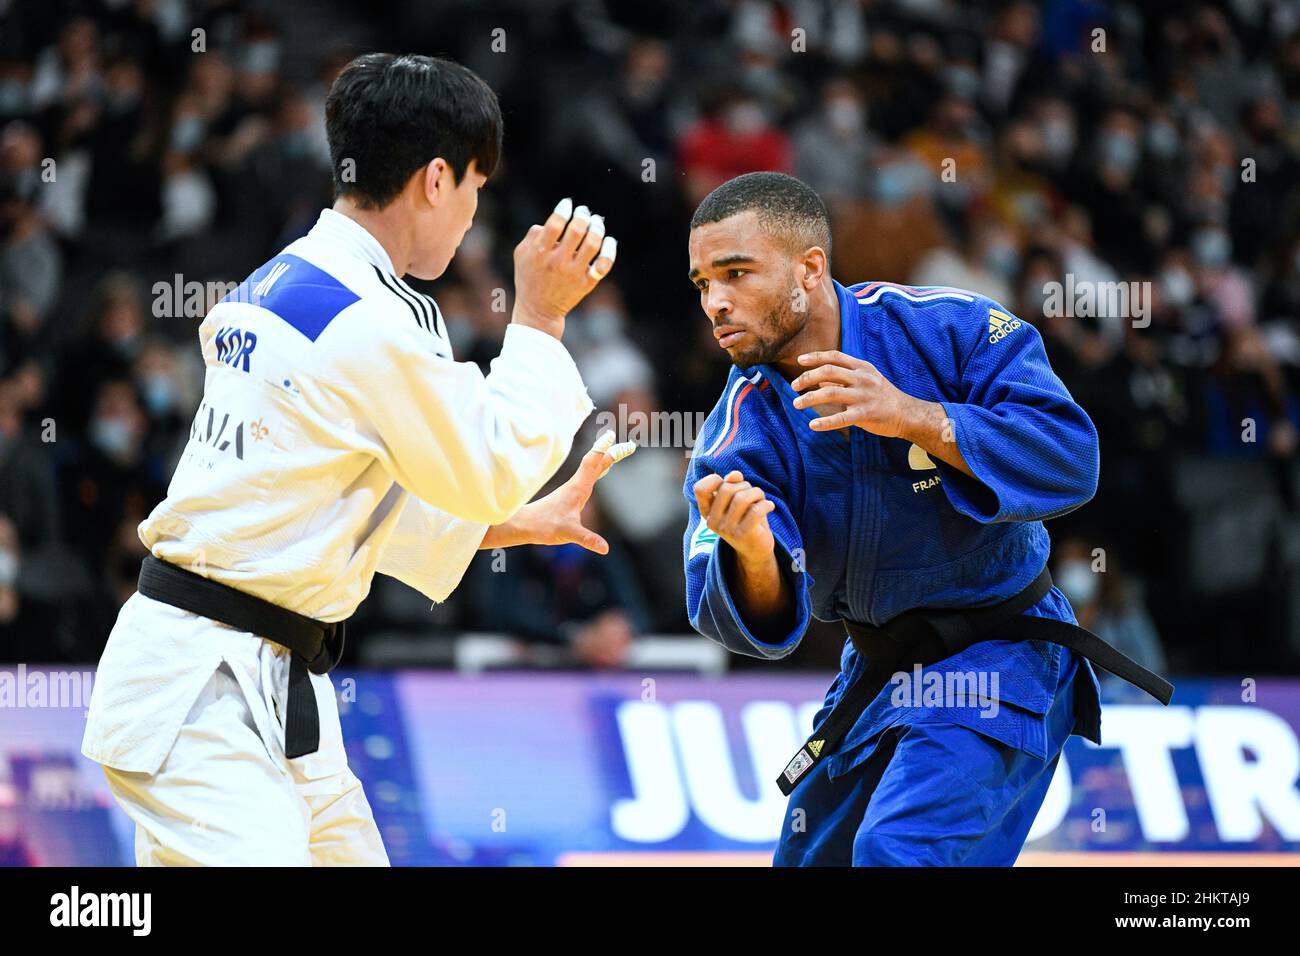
[84,208,594,781]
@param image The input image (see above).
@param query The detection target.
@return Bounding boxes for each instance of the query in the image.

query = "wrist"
[733,539,778,573]
[481,503,538,550]
[896,397,940,445]
[511,304,565,340]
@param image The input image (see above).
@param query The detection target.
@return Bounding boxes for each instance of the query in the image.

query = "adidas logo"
[988,308,1022,344]
[807,739,824,758]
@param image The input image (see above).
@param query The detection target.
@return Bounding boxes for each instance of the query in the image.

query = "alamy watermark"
[593,405,710,458]
[1042,275,1151,328]
[889,665,1000,718]
[0,665,94,710]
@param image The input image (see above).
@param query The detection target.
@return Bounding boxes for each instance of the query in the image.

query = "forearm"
[899,398,976,480]
[728,544,795,639]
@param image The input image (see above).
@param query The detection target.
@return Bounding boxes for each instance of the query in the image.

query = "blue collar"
[831,278,860,350]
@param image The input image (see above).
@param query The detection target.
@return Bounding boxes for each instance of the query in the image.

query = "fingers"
[576,529,609,555]
[718,486,768,533]
[587,430,636,475]
[791,364,856,392]
[577,213,605,263]
[792,384,852,410]
[707,477,751,528]
[694,471,774,547]
[587,236,617,282]
[736,497,777,535]
[797,350,868,371]
[540,197,573,245]
[692,473,725,514]
[809,410,857,431]
[559,204,593,256]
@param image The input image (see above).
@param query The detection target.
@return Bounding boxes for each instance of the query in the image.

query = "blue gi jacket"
[683,279,1103,767]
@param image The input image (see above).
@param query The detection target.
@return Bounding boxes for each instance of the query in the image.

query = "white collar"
[308,207,398,276]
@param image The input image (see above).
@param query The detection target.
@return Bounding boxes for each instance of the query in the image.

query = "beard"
[730,285,805,368]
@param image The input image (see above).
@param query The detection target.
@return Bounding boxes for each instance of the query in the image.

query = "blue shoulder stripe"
[222,253,360,342]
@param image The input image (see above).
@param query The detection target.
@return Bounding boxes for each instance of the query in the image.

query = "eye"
[728,269,747,279]
[694,278,709,292]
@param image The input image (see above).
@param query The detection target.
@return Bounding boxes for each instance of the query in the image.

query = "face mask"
[1192,229,1230,269]
[171,116,205,153]
[826,99,864,135]
[1146,122,1180,159]
[945,66,980,101]
[724,103,767,136]
[0,548,16,587]
[584,308,623,342]
[0,80,26,115]
[1042,122,1075,161]
[110,331,143,361]
[1100,132,1139,173]
[873,165,917,206]
[89,416,136,459]
[984,240,1020,278]
[1160,267,1195,307]
[141,374,176,415]
[1057,560,1099,607]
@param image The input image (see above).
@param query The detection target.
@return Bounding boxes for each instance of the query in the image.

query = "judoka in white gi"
[82,53,629,865]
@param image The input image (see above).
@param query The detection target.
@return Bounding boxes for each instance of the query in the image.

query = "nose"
[704,286,731,321]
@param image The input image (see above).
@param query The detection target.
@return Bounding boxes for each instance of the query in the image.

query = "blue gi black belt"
[776,566,1174,795]
[136,555,346,759]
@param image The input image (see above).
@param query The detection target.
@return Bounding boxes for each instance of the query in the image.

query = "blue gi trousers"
[774,653,1079,866]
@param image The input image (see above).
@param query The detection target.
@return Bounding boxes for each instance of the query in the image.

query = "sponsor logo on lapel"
[689,522,719,559]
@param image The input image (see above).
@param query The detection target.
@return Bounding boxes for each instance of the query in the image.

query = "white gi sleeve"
[376,494,487,603]
[326,319,595,526]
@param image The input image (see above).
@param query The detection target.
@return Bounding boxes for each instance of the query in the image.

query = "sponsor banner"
[2,669,1298,865]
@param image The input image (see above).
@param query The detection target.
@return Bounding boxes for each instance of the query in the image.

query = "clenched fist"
[512,198,617,336]
[692,470,776,563]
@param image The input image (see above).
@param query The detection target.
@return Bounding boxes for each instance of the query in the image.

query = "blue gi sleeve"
[683,377,813,660]
[935,302,1099,523]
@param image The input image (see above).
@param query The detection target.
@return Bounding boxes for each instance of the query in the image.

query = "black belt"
[137,555,347,759]
[777,566,1174,795]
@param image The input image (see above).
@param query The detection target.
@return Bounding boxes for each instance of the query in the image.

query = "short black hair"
[690,172,832,259]
[325,53,502,210]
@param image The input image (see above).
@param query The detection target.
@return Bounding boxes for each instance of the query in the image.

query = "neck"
[333,195,410,275]
[771,277,841,381]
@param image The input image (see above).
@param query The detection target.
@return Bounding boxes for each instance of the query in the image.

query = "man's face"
[410,158,487,280]
[688,211,808,368]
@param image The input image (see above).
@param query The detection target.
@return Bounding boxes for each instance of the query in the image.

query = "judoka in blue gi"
[683,172,1112,866]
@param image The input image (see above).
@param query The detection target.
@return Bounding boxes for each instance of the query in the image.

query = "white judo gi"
[82,208,595,865]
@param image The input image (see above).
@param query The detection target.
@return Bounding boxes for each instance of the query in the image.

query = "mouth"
[714,326,746,349]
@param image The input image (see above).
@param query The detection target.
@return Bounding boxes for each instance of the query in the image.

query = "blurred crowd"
[0,0,1298,674]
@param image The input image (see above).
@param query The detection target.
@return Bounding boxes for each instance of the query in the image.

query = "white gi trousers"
[84,593,388,866]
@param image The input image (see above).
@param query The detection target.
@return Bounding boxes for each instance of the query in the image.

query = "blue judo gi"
[683,279,1104,866]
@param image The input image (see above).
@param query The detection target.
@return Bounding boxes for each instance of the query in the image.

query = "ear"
[421,157,448,208]
[799,245,828,287]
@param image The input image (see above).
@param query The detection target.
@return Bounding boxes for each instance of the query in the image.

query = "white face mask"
[1160,267,1195,308]
[1057,560,1099,607]
[724,103,767,136]
[90,416,136,460]
[826,99,864,135]
[0,548,17,587]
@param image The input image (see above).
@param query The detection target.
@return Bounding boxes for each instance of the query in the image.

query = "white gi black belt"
[136,555,346,759]
[776,566,1175,796]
